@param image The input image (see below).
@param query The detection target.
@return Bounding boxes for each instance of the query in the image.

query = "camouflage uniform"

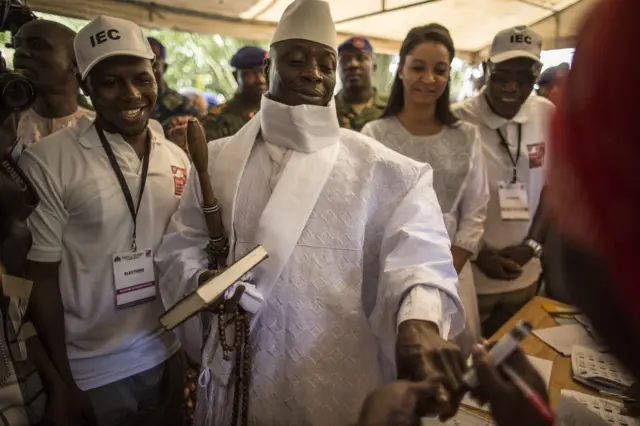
[202,96,259,141]
[335,88,388,132]
[153,87,203,132]
[77,93,93,111]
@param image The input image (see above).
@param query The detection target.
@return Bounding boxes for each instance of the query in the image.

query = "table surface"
[467,295,612,420]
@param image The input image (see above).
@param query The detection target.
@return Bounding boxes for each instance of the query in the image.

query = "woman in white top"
[362,24,489,349]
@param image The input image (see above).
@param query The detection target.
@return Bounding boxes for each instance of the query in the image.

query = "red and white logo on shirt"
[527,143,546,169]
[171,165,187,196]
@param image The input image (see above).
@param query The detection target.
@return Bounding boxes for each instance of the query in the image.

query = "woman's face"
[399,41,450,106]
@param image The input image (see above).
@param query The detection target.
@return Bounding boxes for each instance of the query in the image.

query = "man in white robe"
[155,1,466,424]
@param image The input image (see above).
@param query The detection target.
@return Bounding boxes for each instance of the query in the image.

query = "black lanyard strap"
[496,123,522,184]
[95,123,151,251]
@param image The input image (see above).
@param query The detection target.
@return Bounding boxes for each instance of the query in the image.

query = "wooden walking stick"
[187,118,252,426]
[187,118,228,270]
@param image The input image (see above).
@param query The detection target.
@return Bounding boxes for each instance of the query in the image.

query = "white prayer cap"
[271,0,338,52]
[75,16,155,80]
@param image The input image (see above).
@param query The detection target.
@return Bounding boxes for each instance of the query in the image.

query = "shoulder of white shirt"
[22,114,189,165]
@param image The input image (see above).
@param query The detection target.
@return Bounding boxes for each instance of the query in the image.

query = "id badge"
[112,249,156,308]
[497,181,530,221]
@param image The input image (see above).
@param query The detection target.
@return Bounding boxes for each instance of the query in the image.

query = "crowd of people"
[0,0,637,425]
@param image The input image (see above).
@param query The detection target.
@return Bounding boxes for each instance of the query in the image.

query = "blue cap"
[230,46,268,70]
[147,37,166,60]
[338,36,374,54]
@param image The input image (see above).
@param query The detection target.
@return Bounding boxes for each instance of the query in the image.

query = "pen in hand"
[501,364,555,425]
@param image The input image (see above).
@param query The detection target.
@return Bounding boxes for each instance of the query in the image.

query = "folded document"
[571,345,633,395]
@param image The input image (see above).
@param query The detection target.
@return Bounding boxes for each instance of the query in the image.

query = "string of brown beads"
[218,305,251,426]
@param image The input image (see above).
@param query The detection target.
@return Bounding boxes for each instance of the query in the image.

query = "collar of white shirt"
[474,88,537,130]
[77,116,164,149]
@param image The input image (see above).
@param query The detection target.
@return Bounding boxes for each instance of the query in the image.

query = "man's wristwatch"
[524,238,543,258]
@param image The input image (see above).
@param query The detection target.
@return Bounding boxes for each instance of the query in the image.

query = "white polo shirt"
[19,116,190,390]
[453,91,554,295]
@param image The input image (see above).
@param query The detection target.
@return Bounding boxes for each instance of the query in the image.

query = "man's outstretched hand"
[396,320,467,421]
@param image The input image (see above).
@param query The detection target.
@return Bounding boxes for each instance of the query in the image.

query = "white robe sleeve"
[154,165,209,362]
[369,166,465,371]
[397,287,456,340]
[453,133,489,253]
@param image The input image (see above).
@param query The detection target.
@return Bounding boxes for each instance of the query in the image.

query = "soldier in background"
[147,37,203,132]
[335,36,387,132]
[203,45,267,140]
[536,63,569,105]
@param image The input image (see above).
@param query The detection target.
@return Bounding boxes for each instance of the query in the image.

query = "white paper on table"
[422,409,495,425]
[560,390,640,426]
[460,356,553,413]
[555,394,611,426]
[532,324,607,356]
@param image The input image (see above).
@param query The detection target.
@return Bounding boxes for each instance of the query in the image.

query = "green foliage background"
[0,13,472,102]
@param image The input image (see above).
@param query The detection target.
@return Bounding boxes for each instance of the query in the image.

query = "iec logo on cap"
[89,28,122,47]
[510,26,533,46]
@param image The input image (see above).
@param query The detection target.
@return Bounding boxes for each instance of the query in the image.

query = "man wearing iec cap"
[156,0,466,424]
[20,15,190,426]
[335,36,388,132]
[454,26,553,336]
[202,45,268,140]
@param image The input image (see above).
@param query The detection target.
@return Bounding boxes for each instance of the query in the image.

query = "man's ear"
[163,63,169,73]
[232,70,239,83]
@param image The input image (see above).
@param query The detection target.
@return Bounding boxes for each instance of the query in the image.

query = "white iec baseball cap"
[75,15,155,80]
[489,25,543,64]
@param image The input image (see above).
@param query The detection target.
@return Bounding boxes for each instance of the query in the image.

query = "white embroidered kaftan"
[155,102,464,426]
[362,117,489,348]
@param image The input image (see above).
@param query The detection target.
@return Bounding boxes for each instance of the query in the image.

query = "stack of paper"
[571,345,634,395]
[560,390,640,426]
[532,324,607,356]
[422,409,494,426]
[460,356,553,413]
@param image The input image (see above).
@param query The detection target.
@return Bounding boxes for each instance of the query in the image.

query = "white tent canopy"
[29,0,597,61]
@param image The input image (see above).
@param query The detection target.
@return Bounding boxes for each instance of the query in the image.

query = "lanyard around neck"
[95,123,151,252]
[496,124,522,183]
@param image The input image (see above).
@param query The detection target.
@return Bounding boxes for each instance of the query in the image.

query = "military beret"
[147,37,166,60]
[230,46,268,69]
[338,36,374,54]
